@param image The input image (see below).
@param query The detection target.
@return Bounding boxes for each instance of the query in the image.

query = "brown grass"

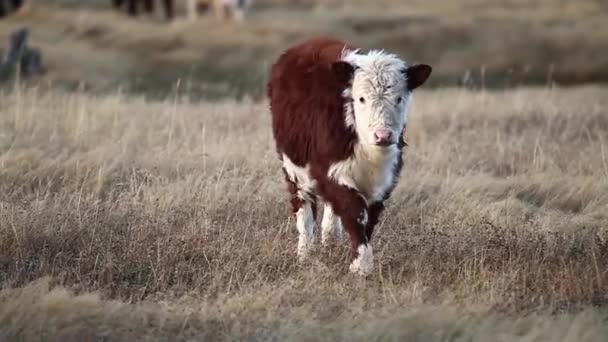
[1,85,608,340]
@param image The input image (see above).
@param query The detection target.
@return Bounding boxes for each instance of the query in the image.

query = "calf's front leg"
[320,181,373,275]
[365,202,385,242]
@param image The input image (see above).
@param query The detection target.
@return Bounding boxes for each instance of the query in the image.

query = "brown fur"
[268,37,357,170]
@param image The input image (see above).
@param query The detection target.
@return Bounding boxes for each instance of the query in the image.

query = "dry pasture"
[0,85,608,340]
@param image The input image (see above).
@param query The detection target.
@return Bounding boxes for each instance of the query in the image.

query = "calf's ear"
[403,64,432,90]
[332,61,355,83]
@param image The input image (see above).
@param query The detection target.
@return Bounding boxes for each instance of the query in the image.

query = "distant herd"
[0,0,251,22]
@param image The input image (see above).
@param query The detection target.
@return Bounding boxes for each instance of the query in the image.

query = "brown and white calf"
[267,37,431,275]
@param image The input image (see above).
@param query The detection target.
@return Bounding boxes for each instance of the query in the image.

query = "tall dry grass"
[1,85,608,340]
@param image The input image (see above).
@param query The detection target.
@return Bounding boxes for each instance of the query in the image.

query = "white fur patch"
[296,203,315,261]
[349,244,374,275]
[282,154,316,201]
[321,203,344,245]
[357,209,368,226]
[327,143,400,203]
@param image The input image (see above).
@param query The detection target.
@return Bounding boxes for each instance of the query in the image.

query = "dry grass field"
[1,84,608,340]
[1,0,608,340]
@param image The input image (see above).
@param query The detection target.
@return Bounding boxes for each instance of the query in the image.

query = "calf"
[267,37,431,275]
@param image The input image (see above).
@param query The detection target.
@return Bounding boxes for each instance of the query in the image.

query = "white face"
[343,51,413,147]
[351,70,412,147]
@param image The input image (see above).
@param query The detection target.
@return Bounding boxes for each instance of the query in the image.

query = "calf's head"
[335,51,432,147]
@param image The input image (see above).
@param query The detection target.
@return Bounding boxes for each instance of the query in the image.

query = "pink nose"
[373,129,393,146]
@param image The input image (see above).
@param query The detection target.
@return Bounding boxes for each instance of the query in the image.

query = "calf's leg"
[320,181,373,275]
[365,202,385,241]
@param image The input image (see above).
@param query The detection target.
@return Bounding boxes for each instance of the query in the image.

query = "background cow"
[268,37,431,275]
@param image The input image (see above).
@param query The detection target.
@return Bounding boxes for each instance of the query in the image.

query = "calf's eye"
[359,97,365,104]
[397,97,402,104]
